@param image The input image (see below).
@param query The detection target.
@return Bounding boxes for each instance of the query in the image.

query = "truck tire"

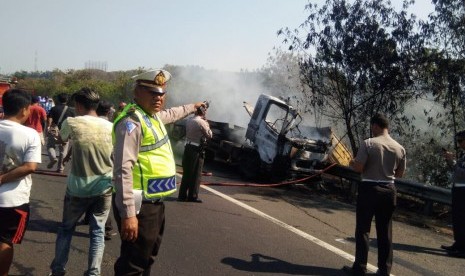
[205,148,215,162]
[239,150,261,180]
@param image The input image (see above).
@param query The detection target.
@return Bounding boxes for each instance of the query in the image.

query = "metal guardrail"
[325,164,452,214]
[395,179,451,206]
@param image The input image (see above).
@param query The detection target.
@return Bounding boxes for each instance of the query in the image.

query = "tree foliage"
[13,69,135,104]
[260,50,310,109]
[279,0,426,152]
[421,0,465,150]
[5,0,464,188]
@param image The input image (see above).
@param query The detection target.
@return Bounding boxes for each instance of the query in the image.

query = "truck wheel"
[205,149,215,162]
[239,151,261,180]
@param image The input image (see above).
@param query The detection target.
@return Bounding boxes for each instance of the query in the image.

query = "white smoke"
[167,68,266,128]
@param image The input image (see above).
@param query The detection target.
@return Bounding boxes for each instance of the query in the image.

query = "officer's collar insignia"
[125,121,136,134]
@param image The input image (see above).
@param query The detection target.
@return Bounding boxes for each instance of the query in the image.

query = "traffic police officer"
[178,104,212,202]
[442,130,465,258]
[112,69,206,275]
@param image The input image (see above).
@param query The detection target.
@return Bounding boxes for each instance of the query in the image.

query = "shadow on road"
[221,253,346,275]
[26,219,61,233]
[345,237,446,257]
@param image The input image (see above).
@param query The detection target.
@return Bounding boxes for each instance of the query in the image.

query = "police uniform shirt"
[354,133,406,181]
[113,104,197,218]
[186,115,213,144]
[452,152,465,185]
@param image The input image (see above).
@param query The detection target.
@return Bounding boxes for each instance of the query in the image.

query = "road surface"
[8,161,462,276]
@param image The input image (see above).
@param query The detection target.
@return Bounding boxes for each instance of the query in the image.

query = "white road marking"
[200,184,386,275]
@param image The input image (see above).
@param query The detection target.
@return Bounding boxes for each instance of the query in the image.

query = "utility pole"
[34,50,38,72]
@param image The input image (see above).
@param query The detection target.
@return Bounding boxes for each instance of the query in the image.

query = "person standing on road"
[343,113,406,276]
[441,130,465,258]
[112,69,206,275]
[49,88,113,276]
[178,105,212,203]
[46,93,75,173]
[25,95,47,146]
[0,89,41,276]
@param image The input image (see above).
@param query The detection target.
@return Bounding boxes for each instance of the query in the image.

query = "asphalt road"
[8,160,464,276]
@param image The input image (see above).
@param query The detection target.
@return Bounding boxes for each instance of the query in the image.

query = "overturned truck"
[169,94,352,181]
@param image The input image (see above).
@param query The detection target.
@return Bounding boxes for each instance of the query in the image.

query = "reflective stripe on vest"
[148,176,177,194]
[140,135,170,152]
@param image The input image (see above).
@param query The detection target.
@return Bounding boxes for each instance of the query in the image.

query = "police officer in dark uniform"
[343,113,406,276]
[178,104,212,203]
[441,130,465,258]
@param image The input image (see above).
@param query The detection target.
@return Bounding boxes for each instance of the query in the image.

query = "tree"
[279,0,425,152]
[422,0,465,151]
[260,49,316,117]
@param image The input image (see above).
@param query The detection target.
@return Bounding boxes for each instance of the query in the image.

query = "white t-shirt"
[0,120,42,207]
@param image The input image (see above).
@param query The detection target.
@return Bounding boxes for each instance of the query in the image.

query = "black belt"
[186,141,201,147]
[142,198,163,204]
[362,180,394,186]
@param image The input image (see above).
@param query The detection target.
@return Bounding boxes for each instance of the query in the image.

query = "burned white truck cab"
[168,93,351,181]
[242,94,333,179]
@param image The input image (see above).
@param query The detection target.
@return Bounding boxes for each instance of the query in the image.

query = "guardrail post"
[423,200,433,216]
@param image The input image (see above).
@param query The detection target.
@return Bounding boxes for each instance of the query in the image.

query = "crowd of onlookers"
[0,88,130,276]
[2,94,126,123]
[1,69,212,275]
[36,95,55,114]
[1,93,126,173]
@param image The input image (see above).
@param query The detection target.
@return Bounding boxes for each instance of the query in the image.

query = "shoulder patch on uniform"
[126,121,136,134]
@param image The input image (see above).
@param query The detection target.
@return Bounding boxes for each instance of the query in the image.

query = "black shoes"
[177,197,202,203]
[441,244,465,258]
[342,265,368,276]
[447,250,465,258]
[187,198,203,203]
[342,266,353,275]
[441,244,456,251]
[48,272,65,276]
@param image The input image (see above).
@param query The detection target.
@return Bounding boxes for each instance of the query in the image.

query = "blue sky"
[0,0,434,74]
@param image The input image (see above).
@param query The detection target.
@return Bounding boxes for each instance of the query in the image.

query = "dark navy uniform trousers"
[452,186,465,250]
[113,197,165,276]
[353,182,396,276]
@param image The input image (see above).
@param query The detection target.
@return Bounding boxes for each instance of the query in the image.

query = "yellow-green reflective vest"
[113,104,176,199]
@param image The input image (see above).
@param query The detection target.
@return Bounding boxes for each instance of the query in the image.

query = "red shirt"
[25,104,47,133]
